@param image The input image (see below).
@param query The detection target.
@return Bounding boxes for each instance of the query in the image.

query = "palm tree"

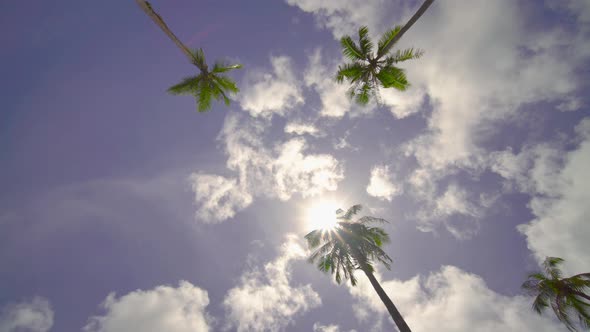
[135,0,242,112]
[522,257,590,331]
[336,0,435,105]
[305,204,412,332]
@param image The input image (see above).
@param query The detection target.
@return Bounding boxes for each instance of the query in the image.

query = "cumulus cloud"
[348,266,564,332]
[0,297,54,332]
[366,165,401,201]
[190,114,344,222]
[223,234,321,331]
[84,281,211,332]
[517,118,590,275]
[239,55,304,118]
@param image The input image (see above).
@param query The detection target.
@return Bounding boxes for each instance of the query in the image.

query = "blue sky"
[1,0,589,331]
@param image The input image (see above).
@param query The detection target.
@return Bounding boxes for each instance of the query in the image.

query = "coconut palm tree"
[305,204,412,332]
[522,257,590,331]
[336,0,434,105]
[135,0,242,112]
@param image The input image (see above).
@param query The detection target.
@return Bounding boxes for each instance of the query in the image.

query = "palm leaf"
[376,66,409,91]
[336,62,365,83]
[358,26,373,56]
[340,36,365,61]
[167,76,201,95]
[377,25,402,57]
[197,80,212,112]
[213,61,243,73]
[387,48,424,63]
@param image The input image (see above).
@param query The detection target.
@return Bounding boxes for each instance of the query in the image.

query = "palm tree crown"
[522,257,590,331]
[136,0,242,112]
[305,204,392,285]
[336,26,423,105]
[168,49,242,112]
[336,0,435,105]
[305,204,412,332]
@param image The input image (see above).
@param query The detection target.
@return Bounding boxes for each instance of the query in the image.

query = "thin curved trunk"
[362,268,412,332]
[135,0,201,68]
[378,0,435,58]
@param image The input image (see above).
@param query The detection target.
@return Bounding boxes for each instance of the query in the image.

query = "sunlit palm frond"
[339,204,363,220]
[377,25,402,57]
[212,61,243,73]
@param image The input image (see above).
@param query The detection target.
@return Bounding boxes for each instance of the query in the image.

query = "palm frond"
[214,75,239,93]
[358,26,374,56]
[339,204,363,220]
[336,62,365,83]
[191,48,207,69]
[355,82,371,105]
[212,61,243,73]
[386,48,424,63]
[340,36,365,61]
[377,25,402,58]
[376,65,409,91]
[167,76,201,95]
[357,216,389,225]
[197,80,212,112]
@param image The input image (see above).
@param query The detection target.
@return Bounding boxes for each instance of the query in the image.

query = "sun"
[305,199,341,231]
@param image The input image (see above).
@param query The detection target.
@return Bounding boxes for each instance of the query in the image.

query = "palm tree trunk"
[135,0,201,68]
[362,268,412,332]
[378,0,435,58]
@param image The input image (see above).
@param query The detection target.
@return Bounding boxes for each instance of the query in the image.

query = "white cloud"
[273,138,344,201]
[284,122,323,137]
[84,281,211,332]
[518,118,590,275]
[239,56,304,118]
[348,266,564,331]
[304,49,356,118]
[379,86,426,119]
[223,234,321,331]
[285,0,404,39]
[188,174,253,223]
[0,297,54,332]
[190,114,344,222]
[366,165,401,201]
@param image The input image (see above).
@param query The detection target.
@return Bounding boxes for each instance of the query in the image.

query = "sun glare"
[305,200,341,231]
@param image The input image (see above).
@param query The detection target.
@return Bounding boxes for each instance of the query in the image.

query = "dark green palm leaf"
[358,26,373,56]
[168,76,201,95]
[340,36,365,61]
[376,66,409,91]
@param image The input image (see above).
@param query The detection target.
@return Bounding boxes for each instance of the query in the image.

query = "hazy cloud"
[0,297,54,332]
